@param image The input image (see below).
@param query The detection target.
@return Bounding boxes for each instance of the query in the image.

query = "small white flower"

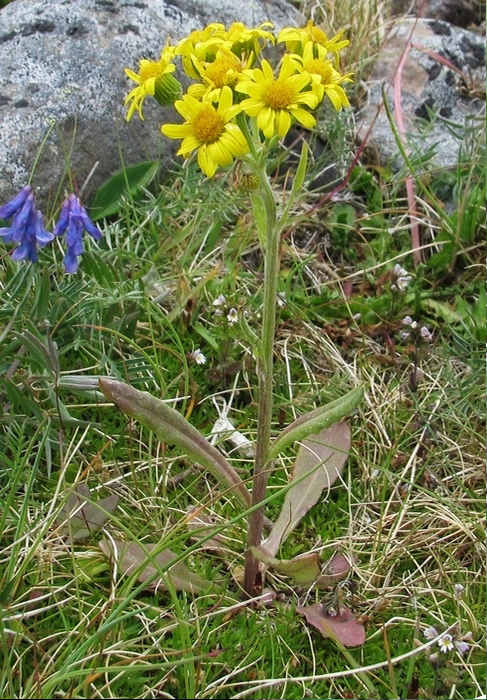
[402,316,413,325]
[189,348,206,365]
[400,331,410,339]
[393,264,408,277]
[410,320,418,330]
[423,626,439,640]
[438,633,454,652]
[353,312,361,321]
[454,583,464,598]
[455,640,470,655]
[392,264,412,291]
[420,326,433,342]
[212,294,226,306]
[227,308,238,324]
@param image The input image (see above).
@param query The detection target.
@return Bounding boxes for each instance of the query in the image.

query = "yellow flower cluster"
[124,20,353,177]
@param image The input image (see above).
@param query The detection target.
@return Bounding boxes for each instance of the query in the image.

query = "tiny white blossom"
[423,626,439,640]
[454,583,465,597]
[420,326,433,342]
[353,312,361,321]
[455,640,470,655]
[189,348,206,365]
[392,264,412,291]
[212,294,226,306]
[438,633,454,652]
[410,320,418,330]
[402,316,413,325]
[400,331,410,339]
[227,308,238,324]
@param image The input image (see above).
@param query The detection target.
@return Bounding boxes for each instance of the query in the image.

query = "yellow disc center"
[264,80,294,109]
[205,55,241,87]
[306,59,333,84]
[193,105,225,143]
[139,60,163,82]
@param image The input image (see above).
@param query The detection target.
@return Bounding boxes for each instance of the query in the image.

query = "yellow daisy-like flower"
[176,24,229,79]
[235,54,320,139]
[187,48,250,101]
[292,42,354,110]
[124,45,177,121]
[161,85,249,177]
[226,21,275,56]
[278,20,349,61]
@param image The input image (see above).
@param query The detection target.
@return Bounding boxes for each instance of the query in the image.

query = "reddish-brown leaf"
[298,603,366,647]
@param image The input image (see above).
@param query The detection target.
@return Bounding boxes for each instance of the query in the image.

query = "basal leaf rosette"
[161,85,249,177]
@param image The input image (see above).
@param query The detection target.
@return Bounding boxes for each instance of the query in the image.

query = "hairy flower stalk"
[243,166,279,594]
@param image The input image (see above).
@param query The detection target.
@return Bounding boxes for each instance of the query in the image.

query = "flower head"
[187,48,250,101]
[176,24,228,78]
[455,640,470,655]
[0,186,53,262]
[189,348,206,365]
[225,21,275,57]
[291,42,353,110]
[161,86,249,177]
[392,263,412,291]
[227,307,238,324]
[278,20,349,61]
[54,194,102,273]
[438,633,454,652]
[124,44,179,121]
[235,54,319,139]
[423,626,439,640]
[454,583,465,598]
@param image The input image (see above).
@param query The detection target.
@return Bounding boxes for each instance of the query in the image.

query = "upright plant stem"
[243,170,280,595]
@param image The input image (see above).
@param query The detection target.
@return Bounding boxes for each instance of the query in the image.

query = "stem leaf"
[267,386,362,461]
[291,140,309,199]
[98,378,251,508]
[263,421,351,556]
[99,540,212,594]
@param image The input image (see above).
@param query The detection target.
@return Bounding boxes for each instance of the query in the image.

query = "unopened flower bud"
[154,74,182,106]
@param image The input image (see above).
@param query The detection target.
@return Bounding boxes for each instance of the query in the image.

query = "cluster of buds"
[124,20,353,177]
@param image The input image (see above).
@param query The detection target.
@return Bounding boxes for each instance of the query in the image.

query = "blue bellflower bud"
[54,194,102,273]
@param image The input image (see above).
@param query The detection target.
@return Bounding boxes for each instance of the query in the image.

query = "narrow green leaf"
[250,191,268,243]
[291,140,309,198]
[99,540,212,594]
[90,160,159,221]
[98,378,251,508]
[267,386,362,461]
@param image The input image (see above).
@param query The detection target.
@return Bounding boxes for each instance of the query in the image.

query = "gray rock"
[0,0,300,210]
[356,18,485,170]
